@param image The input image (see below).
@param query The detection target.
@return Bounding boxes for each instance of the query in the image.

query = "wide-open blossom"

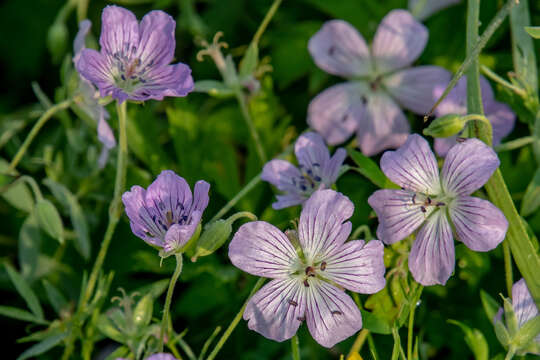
[122,170,209,253]
[307,10,450,156]
[76,5,193,103]
[368,134,507,286]
[408,0,461,20]
[433,76,515,156]
[229,189,385,347]
[261,132,346,209]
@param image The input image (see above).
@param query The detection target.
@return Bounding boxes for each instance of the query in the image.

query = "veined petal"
[294,132,331,174]
[243,278,306,342]
[191,180,210,214]
[261,159,302,193]
[325,148,347,184]
[485,100,516,146]
[229,221,299,278]
[99,5,139,57]
[273,194,305,210]
[163,220,199,252]
[76,49,115,93]
[122,185,164,246]
[307,82,367,146]
[409,211,454,286]
[368,189,428,245]
[73,20,92,60]
[384,66,451,114]
[449,196,507,251]
[409,0,461,21]
[323,240,386,293]
[97,112,116,149]
[131,63,194,101]
[433,136,458,158]
[136,11,176,69]
[308,20,372,78]
[434,75,495,117]
[380,134,440,194]
[305,278,363,348]
[441,138,499,196]
[372,10,428,73]
[298,190,353,263]
[356,91,410,156]
[512,279,538,328]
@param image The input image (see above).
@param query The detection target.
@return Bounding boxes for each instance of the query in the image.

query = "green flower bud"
[423,114,467,138]
[133,293,153,330]
[47,22,69,64]
[191,219,232,262]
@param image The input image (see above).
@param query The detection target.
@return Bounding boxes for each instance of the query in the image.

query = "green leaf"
[104,346,130,360]
[133,293,153,329]
[0,158,34,212]
[4,263,43,320]
[18,215,42,279]
[193,80,234,98]
[480,289,501,323]
[448,320,489,360]
[348,149,394,189]
[17,331,68,360]
[525,26,540,39]
[0,306,48,324]
[520,168,540,216]
[239,43,258,77]
[96,314,124,343]
[360,309,392,334]
[34,199,64,244]
[42,280,67,315]
[514,314,540,348]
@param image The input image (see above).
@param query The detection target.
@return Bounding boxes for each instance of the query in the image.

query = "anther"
[426,197,432,205]
[436,202,446,207]
[412,193,416,204]
[420,206,427,213]
[331,310,342,316]
[320,262,327,271]
[303,279,309,287]
[288,299,298,307]
[297,316,305,322]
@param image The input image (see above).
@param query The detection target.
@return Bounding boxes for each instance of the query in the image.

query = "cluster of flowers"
[74,3,537,359]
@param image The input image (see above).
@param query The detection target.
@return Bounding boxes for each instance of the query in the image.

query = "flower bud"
[132,293,153,330]
[423,114,466,138]
[190,219,232,262]
[34,199,64,244]
[47,22,69,64]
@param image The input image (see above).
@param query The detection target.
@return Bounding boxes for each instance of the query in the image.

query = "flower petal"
[434,75,495,117]
[229,221,298,278]
[273,194,305,210]
[307,82,367,146]
[261,159,302,193]
[380,134,440,193]
[147,354,177,360]
[191,180,210,214]
[294,132,331,174]
[384,66,451,114]
[368,189,428,245]
[433,136,458,157]
[99,5,139,57]
[409,211,454,286]
[512,279,538,328]
[441,138,500,196]
[372,10,428,72]
[76,49,115,95]
[409,0,461,21]
[356,91,410,156]
[449,196,507,251]
[163,220,199,252]
[122,185,164,246]
[325,148,347,184]
[305,279,363,348]
[323,240,386,293]
[485,100,516,146]
[136,10,176,69]
[73,20,92,60]
[132,63,194,101]
[243,278,306,342]
[145,170,193,225]
[97,111,116,149]
[298,190,354,263]
[308,20,372,78]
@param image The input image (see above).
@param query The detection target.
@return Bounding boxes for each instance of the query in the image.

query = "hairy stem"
[160,254,184,352]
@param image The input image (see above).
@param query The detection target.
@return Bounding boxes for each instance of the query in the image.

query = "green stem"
[251,0,283,45]
[210,175,261,222]
[226,211,258,223]
[291,334,300,360]
[347,329,369,358]
[480,65,527,98]
[76,0,90,22]
[495,136,534,152]
[407,286,423,360]
[206,277,266,360]
[235,90,267,164]
[8,99,72,173]
[160,254,184,352]
[503,240,513,297]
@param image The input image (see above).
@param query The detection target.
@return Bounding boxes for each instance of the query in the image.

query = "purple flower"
[73,20,116,168]
[261,132,346,209]
[229,189,386,347]
[307,10,451,156]
[409,0,461,20]
[75,6,194,103]
[122,170,210,253]
[368,134,508,286]
[433,76,516,156]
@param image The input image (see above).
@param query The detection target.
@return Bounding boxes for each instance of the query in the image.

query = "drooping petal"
[380,134,440,194]
[243,278,306,343]
[261,159,302,193]
[409,0,461,21]
[136,10,176,69]
[305,278,363,348]
[356,91,410,156]
[449,196,507,251]
[384,66,451,114]
[76,49,115,96]
[325,148,347,184]
[273,194,306,210]
[229,221,299,278]
[294,132,331,173]
[73,20,92,60]
[99,5,139,57]
[372,10,428,73]
[512,279,538,328]
[485,100,516,146]
[298,190,354,263]
[441,138,500,196]
[368,189,428,245]
[409,211,454,286]
[131,63,194,101]
[323,240,386,293]
[307,82,368,146]
[145,170,193,225]
[308,20,372,78]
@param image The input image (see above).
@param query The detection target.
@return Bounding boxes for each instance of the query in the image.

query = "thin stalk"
[199,327,221,360]
[76,0,90,22]
[8,99,72,173]
[235,89,267,164]
[251,0,283,45]
[495,136,534,152]
[206,277,266,360]
[210,175,261,222]
[367,333,379,360]
[407,286,423,360]
[480,65,527,98]
[503,241,513,297]
[291,334,300,360]
[159,254,184,352]
[347,329,369,359]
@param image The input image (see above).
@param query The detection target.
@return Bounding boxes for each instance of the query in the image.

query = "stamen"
[320,261,327,271]
[436,202,446,207]
[412,193,416,204]
[166,211,173,225]
[297,316,305,322]
[303,279,309,287]
[420,206,427,213]
[288,299,298,307]
[331,310,342,316]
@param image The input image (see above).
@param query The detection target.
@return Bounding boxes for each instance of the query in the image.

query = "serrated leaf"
[42,280,67,315]
[348,149,394,189]
[448,319,489,360]
[34,199,64,244]
[17,331,67,360]
[0,306,48,324]
[193,80,234,98]
[4,263,44,320]
[520,168,540,216]
[525,26,540,39]
[239,43,258,77]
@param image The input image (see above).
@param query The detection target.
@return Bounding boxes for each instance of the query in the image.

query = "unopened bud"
[191,219,232,262]
[47,22,69,64]
[423,114,466,138]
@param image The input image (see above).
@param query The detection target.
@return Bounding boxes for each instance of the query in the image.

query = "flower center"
[108,45,153,93]
[291,163,323,195]
[299,262,327,287]
[404,189,448,216]
[140,201,190,239]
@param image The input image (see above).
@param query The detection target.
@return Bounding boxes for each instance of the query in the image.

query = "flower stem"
[235,89,267,164]
[8,99,72,173]
[159,253,184,352]
[206,277,266,360]
[495,136,534,152]
[407,285,423,360]
[251,0,283,45]
[503,240,513,297]
[347,329,369,359]
[291,334,300,360]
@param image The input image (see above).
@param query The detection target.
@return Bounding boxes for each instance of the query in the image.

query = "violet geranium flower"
[76,5,194,103]
[122,170,210,253]
[433,76,516,156]
[368,134,508,286]
[261,132,346,209]
[307,10,450,156]
[229,189,386,347]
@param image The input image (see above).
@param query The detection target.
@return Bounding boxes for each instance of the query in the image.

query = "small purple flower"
[122,170,210,253]
[368,134,508,286]
[261,132,346,209]
[307,10,451,156]
[433,76,516,156]
[229,189,386,348]
[76,6,194,103]
[409,0,461,20]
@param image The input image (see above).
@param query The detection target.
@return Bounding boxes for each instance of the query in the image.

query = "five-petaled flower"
[122,170,210,253]
[432,75,515,156]
[229,189,386,348]
[307,10,450,156]
[368,134,508,286]
[261,132,346,209]
[76,5,194,103]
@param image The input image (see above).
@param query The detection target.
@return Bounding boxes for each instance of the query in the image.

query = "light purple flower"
[409,0,461,20]
[229,189,385,348]
[368,134,508,286]
[307,10,451,156]
[75,5,194,103]
[433,76,516,156]
[261,132,346,209]
[122,170,210,253]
